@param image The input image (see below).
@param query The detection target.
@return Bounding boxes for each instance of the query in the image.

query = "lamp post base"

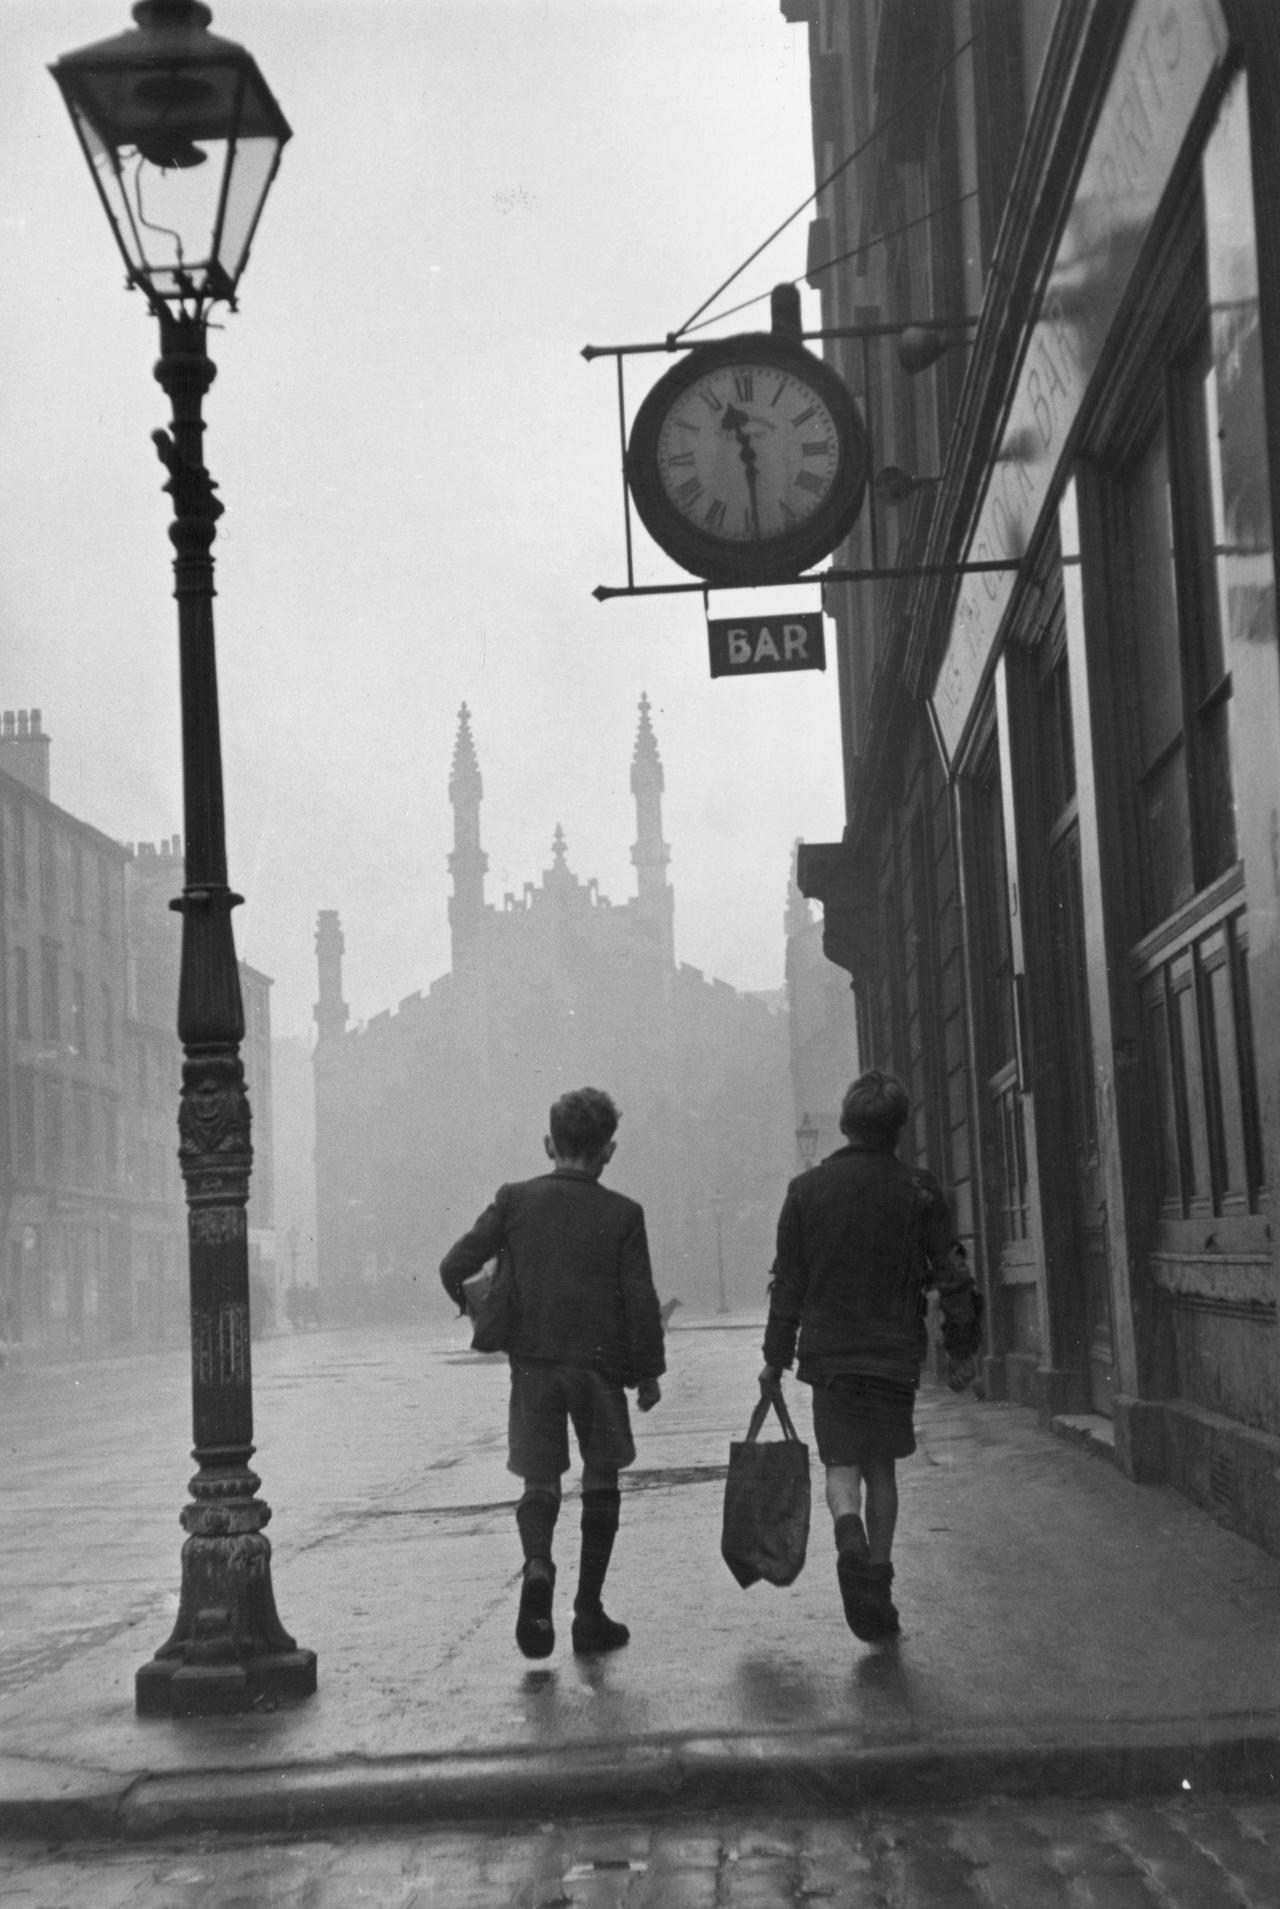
[135,1520,318,1718]
[137,1644,318,1719]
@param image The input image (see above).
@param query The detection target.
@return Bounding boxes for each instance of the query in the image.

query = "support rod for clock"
[592,556,1020,603]
[581,314,978,361]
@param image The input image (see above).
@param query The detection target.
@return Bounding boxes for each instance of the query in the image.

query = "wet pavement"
[6,1797,1280,1906]
[1,1318,1279,1837]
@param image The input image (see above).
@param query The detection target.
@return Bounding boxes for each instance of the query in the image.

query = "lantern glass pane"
[70,94,230,298]
[215,134,281,285]
[71,101,149,279]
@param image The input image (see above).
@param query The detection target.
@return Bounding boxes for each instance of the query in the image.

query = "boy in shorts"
[441,1088,665,1658]
[759,1071,980,1641]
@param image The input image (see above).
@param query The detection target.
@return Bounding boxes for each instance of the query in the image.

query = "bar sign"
[707,611,826,679]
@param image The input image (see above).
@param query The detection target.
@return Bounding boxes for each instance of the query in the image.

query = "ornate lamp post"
[51,1,314,1718]
[796,1111,821,1170]
[710,1190,729,1315]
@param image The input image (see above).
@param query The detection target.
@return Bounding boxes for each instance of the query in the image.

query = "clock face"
[656,362,842,543]
[626,334,867,584]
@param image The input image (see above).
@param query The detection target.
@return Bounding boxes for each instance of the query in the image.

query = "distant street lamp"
[711,1190,729,1315]
[51,0,314,1718]
[796,1112,821,1169]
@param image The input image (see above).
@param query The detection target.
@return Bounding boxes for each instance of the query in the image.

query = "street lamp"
[711,1190,729,1315]
[796,1112,821,1169]
[51,1,314,1719]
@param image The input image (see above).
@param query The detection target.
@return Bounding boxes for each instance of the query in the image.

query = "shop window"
[1095,75,1272,1247]
[1139,913,1262,1223]
[1118,308,1235,932]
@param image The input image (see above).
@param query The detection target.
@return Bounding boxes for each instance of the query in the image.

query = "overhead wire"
[671,29,979,342]
[682,187,980,336]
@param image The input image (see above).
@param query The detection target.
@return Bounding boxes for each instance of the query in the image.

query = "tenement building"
[312,699,793,1320]
[785,0,1280,1554]
[0,712,276,1354]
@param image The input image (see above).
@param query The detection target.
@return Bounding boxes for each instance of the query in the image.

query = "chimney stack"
[0,708,51,799]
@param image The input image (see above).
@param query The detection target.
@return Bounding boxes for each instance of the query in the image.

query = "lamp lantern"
[796,1112,821,1168]
[50,0,290,319]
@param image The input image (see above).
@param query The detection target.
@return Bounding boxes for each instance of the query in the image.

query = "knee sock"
[575,1487,621,1614]
[834,1512,868,1559]
[516,1489,559,1570]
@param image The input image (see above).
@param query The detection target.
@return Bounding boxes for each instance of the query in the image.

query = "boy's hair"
[549,1087,620,1159]
[839,1070,911,1148]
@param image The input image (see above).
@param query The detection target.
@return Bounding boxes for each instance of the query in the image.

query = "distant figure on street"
[759,1071,981,1641]
[440,1088,665,1659]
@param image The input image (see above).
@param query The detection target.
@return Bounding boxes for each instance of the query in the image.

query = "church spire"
[786,839,812,937]
[313,909,348,1045]
[630,694,674,966]
[448,703,487,975]
[631,693,670,886]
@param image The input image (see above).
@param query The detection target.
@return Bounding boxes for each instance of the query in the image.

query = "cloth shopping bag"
[468,1248,519,1353]
[720,1388,811,1588]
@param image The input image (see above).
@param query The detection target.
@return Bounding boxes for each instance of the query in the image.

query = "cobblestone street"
[6,1797,1280,1906]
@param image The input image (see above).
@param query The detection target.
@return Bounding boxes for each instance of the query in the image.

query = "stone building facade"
[313,700,793,1321]
[0,712,276,1355]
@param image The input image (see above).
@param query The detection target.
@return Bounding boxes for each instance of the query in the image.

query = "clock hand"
[742,449,762,539]
[721,404,762,536]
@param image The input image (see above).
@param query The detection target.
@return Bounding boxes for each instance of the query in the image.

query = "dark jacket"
[762,1142,977,1387]
[440,1168,666,1388]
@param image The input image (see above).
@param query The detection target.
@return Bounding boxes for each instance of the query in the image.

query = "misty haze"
[4,0,1280,1902]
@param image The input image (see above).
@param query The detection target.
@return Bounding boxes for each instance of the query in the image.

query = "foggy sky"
[0,1,843,1038]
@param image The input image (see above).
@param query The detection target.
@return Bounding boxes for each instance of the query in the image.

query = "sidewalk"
[2,1320,1279,1840]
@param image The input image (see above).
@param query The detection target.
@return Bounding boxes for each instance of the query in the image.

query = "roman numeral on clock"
[704,498,727,532]
[795,470,825,495]
[733,372,755,402]
[674,476,704,505]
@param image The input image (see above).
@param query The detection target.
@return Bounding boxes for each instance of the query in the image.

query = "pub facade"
[787,0,1280,1551]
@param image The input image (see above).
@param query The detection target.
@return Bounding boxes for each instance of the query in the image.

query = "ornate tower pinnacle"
[313,908,348,1043]
[448,703,488,975]
[630,693,674,967]
[786,838,812,937]
[449,701,483,805]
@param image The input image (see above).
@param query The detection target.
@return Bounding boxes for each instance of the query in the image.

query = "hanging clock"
[625,332,869,585]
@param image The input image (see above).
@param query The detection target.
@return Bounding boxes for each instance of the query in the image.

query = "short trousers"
[810,1373,917,1467]
[507,1357,636,1480]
